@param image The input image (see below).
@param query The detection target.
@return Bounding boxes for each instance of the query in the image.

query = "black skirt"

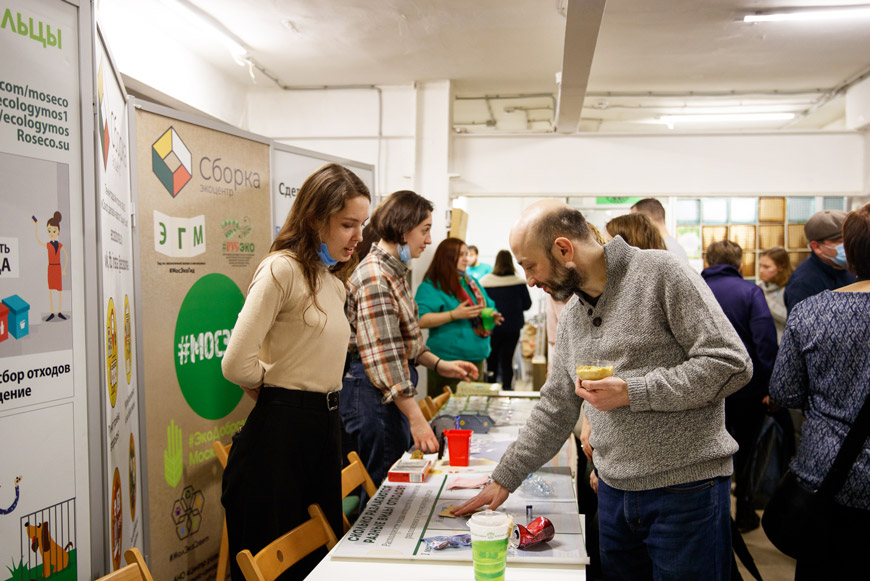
[221,387,342,581]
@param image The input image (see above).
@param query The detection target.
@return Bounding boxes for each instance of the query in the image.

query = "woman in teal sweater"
[416,238,501,397]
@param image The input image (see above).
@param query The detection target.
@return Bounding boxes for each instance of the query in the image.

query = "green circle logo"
[174,273,244,419]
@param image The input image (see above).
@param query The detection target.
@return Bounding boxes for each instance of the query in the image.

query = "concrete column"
[412,80,453,289]
[410,80,452,396]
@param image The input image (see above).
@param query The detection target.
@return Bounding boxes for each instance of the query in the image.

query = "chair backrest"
[341,451,378,531]
[432,390,450,413]
[213,440,232,468]
[236,504,338,581]
[419,398,434,421]
[213,440,232,580]
[97,548,154,581]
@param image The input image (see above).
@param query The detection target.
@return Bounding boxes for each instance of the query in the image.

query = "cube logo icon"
[152,127,192,197]
[98,58,110,169]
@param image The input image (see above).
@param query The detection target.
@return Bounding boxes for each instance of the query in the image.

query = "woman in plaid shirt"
[342,191,479,494]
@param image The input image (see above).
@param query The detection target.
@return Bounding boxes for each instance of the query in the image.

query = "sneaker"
[46,313,55,321]
[58,313,67,320]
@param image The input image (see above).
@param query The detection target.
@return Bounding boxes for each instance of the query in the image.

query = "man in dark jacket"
[784,209,856,312]
[702,240,778,532]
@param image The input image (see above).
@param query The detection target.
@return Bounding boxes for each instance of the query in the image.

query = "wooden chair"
[236,504,338,581]
[96,548,154,581]
[425,396,438,416]
[418,398,434,421]
[431,389,451,413]
[213,440,232,581]
[341,451,378,532]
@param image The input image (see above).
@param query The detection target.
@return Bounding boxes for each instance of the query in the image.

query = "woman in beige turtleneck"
[221,163,370,581]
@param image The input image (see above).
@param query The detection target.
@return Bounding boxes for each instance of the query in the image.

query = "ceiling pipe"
[554,0,607,133]
[784,63,870,128]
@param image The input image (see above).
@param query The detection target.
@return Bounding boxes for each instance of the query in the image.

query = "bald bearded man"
[453,200,751,580]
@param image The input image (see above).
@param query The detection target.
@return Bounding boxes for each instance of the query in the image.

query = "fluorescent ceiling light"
[744,5,870,22]
[658,113,796,123]
[656,105,804,115]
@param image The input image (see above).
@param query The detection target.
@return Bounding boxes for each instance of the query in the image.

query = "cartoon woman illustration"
[0,475,23,515]
[33,211,69,321]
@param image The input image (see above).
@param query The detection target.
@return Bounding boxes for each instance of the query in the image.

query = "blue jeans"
[340,360,414,505]
[597,475,731,581]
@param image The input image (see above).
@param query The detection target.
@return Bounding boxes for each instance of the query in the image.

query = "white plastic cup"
[468,510,511,581]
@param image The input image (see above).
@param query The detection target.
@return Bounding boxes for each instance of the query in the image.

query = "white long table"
[307,393,587,580]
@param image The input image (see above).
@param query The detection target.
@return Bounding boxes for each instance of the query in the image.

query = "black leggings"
[486,331,520,389]
[221,388,343,580]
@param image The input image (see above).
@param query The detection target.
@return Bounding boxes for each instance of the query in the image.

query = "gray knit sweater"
[492,237,752,492]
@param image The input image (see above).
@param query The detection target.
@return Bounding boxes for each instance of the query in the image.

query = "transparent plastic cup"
[575,359,614,381]
[468,510,511,581]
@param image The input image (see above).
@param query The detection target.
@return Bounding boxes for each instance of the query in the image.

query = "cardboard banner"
[0,0,91,578]
[133,106,268,581]
[271,146,374,237]
[95,28,145,571]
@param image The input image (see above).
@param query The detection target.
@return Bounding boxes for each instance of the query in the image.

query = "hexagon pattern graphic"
[171,485,205,540]
[152,127,192,197]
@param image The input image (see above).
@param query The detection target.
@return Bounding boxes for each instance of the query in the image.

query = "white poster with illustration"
[0,0,90,578]
[271,145,374,238]
[95,26,144,571]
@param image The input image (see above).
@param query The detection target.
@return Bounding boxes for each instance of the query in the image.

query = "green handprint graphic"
[164,420,183,487]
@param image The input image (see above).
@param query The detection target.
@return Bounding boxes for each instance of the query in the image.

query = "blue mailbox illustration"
[2,295,31,339]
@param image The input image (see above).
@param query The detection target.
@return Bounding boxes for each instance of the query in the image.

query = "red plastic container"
[444,429,472,466]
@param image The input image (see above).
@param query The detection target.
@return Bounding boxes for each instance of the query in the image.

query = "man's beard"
[542,257,583,301]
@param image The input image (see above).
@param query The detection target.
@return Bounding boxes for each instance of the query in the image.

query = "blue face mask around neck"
[830,243,847,268]
[318,242,338,267]
[398,243,411,263]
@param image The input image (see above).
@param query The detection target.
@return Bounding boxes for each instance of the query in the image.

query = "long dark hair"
[491,250,515,276]
[423,237,466,297]
[270,163,370,307]
[843,204,870,280]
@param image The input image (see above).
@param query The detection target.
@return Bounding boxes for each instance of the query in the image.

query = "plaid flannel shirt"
[346,244,428,403]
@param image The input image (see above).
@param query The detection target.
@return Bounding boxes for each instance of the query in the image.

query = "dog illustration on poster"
[24,520,73,577]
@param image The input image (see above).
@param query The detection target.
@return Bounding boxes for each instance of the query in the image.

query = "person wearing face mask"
[342,192,479,499]
[416,238,503,397]
[221,164,370,581]
[784,209,856,313]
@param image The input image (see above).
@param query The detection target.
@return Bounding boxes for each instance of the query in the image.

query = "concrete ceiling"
[104,0,870,132]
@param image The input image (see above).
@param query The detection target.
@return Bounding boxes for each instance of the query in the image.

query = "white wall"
[245,85,418,197]
[456,196,553,316]
[864,131,870,196]
[846,74,870,131]
[451,132,865,196]
[97,0,248,126]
